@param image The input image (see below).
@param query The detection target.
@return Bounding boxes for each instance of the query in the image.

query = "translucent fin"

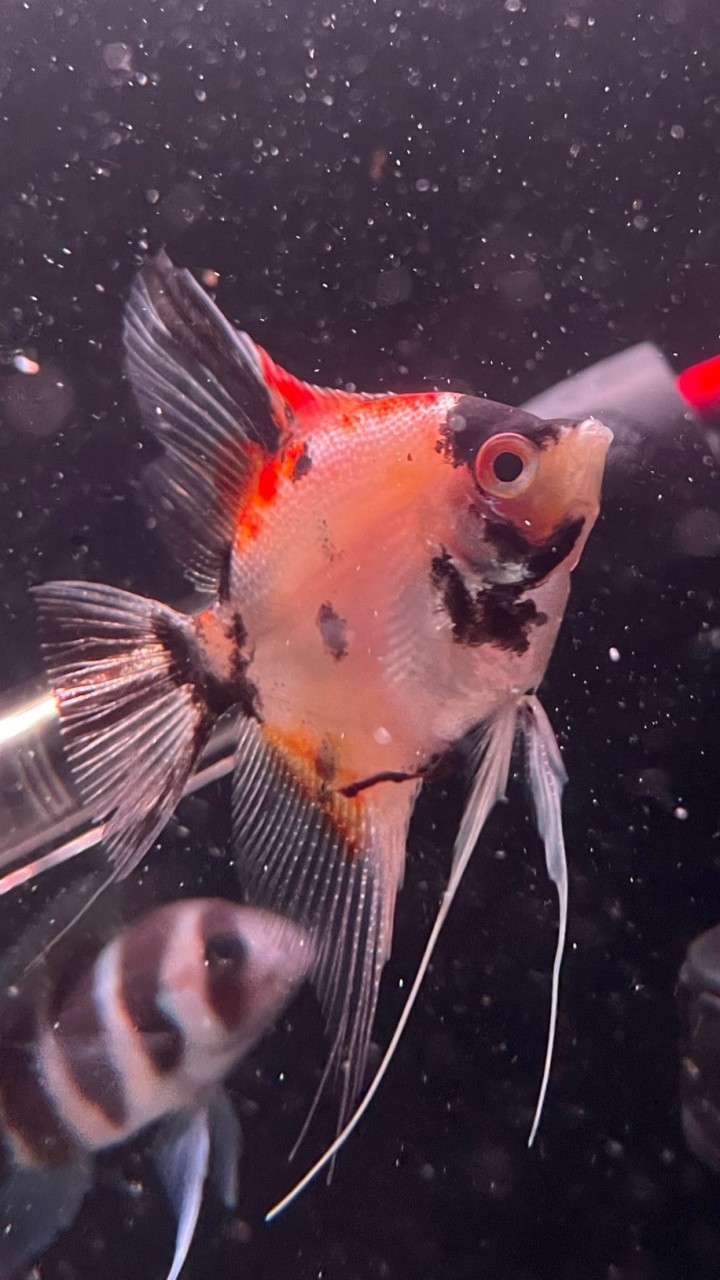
[208,1089,243,1210]
[124,250,284,591]
[124,252,390,590]
[32,580,210,881]
[519,694,569,1149]
[154,1107,211,1280]
[265,701,519,1221]
[232,718,415,1142]
[0,1160,92,1278]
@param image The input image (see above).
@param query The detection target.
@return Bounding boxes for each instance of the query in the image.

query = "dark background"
[1,0,720,1277]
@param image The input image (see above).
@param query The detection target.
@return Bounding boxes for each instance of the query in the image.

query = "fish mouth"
[555,415,613,510]
[575,416,614,450]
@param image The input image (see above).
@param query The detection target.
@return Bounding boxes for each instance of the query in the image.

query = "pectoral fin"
[153,1107,211,1280]
[519,694,569,1147]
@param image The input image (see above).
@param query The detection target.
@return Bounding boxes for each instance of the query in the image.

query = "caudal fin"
[32,581,212,881]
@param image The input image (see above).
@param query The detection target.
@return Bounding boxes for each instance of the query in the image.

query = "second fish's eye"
[205,932,248,972]
[474,432,539,498]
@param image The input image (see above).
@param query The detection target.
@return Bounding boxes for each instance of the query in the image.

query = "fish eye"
[204,932,248,974]
[474,433,539,498]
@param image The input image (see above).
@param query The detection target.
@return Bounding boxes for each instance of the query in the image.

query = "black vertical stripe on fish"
[51,964,128,1130]
[430,551,546,656]
[201,902,251,1031]
[0,1005,80,1167]
[483,515,586,583]
[118,913,185,1076]
[153,609,257,721]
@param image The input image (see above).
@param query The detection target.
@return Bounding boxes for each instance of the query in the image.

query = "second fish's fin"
[232,718,417,1141]
[32,580,212,881]
[154,1107,211,1280]
[0,1160,93,1280]
[154,1093,242,1280]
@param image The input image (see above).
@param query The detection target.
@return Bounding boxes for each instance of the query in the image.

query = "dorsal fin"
[123,252,384,592]
[250,342,384,436]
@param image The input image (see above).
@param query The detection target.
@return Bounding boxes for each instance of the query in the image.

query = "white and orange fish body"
[0,898,310,1279]
[31,252,612,1166]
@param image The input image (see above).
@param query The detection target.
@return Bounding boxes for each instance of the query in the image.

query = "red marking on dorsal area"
[677,355,720,413]
[254,343,392,434]
[234,440,308,547]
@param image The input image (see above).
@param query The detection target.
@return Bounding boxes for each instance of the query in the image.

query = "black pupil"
[205,932,247,971]
[492,451,524,483]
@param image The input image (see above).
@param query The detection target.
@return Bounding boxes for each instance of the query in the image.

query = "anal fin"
[232,719,415,1141]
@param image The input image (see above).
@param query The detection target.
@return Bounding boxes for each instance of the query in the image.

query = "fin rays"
[232,719,411,1139]
[265,694,571,1220]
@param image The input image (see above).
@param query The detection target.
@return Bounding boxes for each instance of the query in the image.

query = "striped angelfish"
[0,898,311,1279]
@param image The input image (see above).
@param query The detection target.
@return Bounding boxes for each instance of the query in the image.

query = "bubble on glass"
[1,363,76,437]
[496,267,544,311]
[159,180,205,231]
[103,42,133,73]
[375,267,412,307]
[675,508,720,558]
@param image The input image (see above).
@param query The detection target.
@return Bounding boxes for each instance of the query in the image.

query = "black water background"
[1,1,720,1277]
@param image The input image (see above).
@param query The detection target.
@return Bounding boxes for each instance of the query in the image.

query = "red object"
[677,355,720,413]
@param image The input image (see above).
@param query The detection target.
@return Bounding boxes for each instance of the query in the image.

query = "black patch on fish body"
[484,515,586,585]
[153,610,258,722]
[52,967,128,1129]
[119,917,185,1076]
[291,444,313,481]
[0,1003,80,1166]
[340,768,423,799]
[316,601,349,660]
[438,396,558,470]
[430,551,545,656]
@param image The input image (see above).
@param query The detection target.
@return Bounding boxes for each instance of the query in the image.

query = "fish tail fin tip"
[32,580,212,881]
